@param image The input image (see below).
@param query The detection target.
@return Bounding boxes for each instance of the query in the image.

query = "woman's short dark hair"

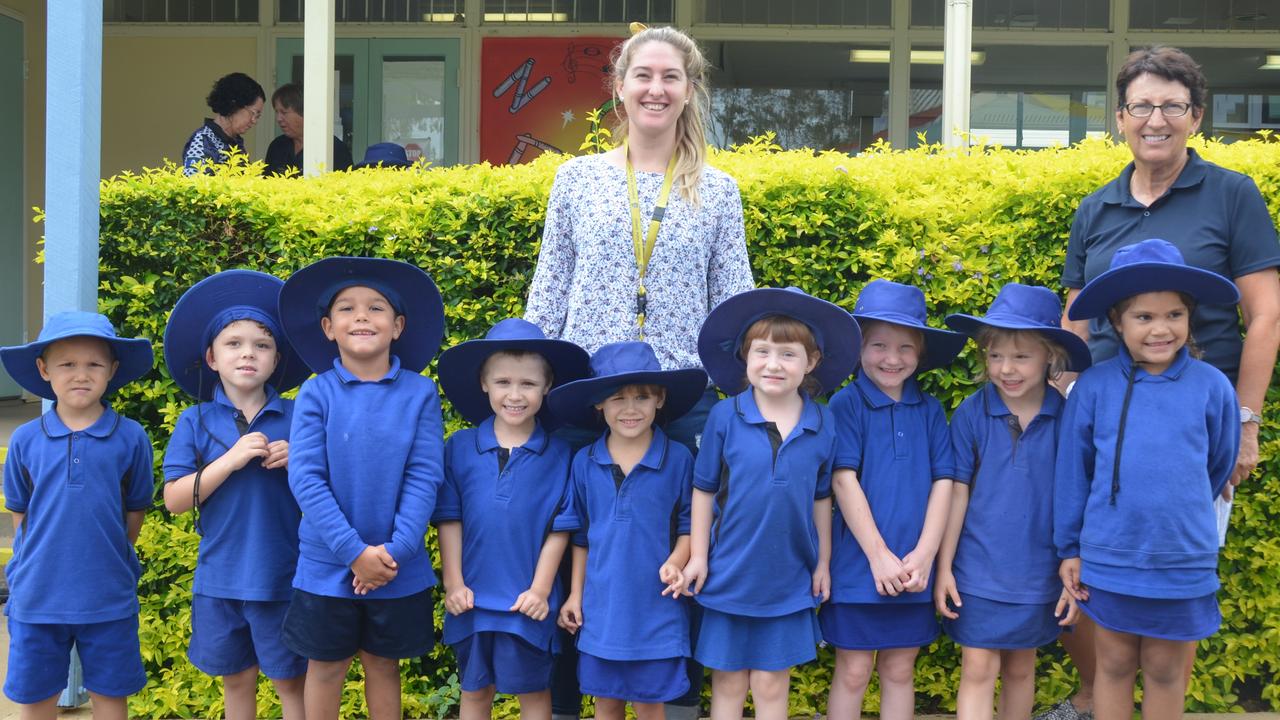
[271,83,304,115]
[1116,46,1207,110]
[206,72,265,116]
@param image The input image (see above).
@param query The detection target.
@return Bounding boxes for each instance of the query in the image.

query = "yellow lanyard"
[625,138,677,340]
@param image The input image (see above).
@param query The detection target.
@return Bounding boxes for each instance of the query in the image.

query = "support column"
[303,0,335,176]
[940,0,972,148]
[887,0,910,148]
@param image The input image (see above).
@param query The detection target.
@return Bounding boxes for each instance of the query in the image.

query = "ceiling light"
[483,12,569,21]
[850,49,986,65]
[1260,54,1280,70]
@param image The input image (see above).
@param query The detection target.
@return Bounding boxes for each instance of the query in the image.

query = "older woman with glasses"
[1041,45,1280,720]
[182,72,265,176]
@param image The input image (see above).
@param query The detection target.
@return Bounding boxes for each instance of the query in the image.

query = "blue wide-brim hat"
[697,287,861,394]
[279,257,445,374]
[438,318,590,425]
[1067,238,1239,321]
[355,142,411,169]
[851,279,965,372]
[0,311,154,400]
[547,341,707,430]
[164,270,311,400]
[946,283,1093,372]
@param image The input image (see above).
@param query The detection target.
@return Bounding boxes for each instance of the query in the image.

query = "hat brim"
[546,368,708,430]
[279,257,444,374]
[1067,262,1240,321]
[438,338,591,426]
[851,313,964,373]
[698,288,861,394]
[945,314,1093,372]
[164,270,311,400]
[0,332,153,401]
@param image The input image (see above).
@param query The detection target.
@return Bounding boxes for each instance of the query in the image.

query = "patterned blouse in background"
[526,154,754,371]
[182,119,245,177]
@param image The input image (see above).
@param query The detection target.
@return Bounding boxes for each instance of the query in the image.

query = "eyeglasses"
[1122,102,1192,118]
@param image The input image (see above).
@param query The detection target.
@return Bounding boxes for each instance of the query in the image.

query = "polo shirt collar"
[588,425,669,471]
[332,355,402,384]
[1101,148,1208,206]
[41,405,120,439]
[212,383,286,417]
[474,416,550,455]
[732,388,823,434]
[854,372,923,409]
[981,381,1063,419]
[1116,343,1191,381]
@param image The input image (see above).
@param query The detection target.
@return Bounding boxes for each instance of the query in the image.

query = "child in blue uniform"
[548,341,706,720]
[277,257,446,720]
[937,283,1092,720]
[433,318,589,719]
[0,311,155,718]
[161,270,312,720]
[686,287,859,719]
[822,280,964,720]
[1056,239,1240,720]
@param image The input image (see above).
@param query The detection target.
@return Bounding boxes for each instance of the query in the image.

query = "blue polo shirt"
[1063,148,1280,382]
[691,390,834,618]
[828,373,955,604]
[163,385,300,602]
[288,356,444,599]
[3,406,154,623]
[1054,346,1238,599]
[552,427,693,661]
[433,417,573,651]
[949,383,1064,605]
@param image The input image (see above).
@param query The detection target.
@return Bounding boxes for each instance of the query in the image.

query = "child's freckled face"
[984,335,1050,402]
[321,286,404,362]
[480,353,550,432]
[595,385,664,441]
[36,337,119,411]
[744,336,815,398]
[860,323,920,396]
[206,320,279,394]
[1112,291,1190,375]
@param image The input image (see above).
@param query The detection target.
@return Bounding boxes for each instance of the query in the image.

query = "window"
[1129,0,1280,32]
[278,0,463,23]
[911,0,1109,30]
[105,0,259,22]
[700,0,890,27]
[480,0,673,23]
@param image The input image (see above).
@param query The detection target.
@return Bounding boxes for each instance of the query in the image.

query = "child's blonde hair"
[739,315,824,396]
[610,26,711,207]
[859,320,927,359]
[973,327,1070,383]
[481,349,554,386]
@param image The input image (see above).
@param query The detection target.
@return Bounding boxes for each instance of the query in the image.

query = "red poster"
[481,36,623,165]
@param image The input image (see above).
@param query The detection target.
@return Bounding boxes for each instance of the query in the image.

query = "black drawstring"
[1110,364,1138,506]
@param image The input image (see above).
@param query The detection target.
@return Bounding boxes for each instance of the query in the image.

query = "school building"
[1,0,1279,397]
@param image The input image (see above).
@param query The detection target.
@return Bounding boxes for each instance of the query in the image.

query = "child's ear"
[35,356,49,382]
[205,346,218,370]
[655,388,667,409]
[805,351,821,375]
[108,360,120,380]
[320,316,336,341]
[391,314,406,339]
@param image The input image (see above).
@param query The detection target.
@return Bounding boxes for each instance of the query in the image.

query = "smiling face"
[1110,291,1191,375]
[480,351,551,434]
[860,322,921,400]
[321,285,405,366]
[616,40,689,141]
[37,337,118,412]
[983,332,1051,403]
[206,319,279,396]
[595,384,665,442]
[1117,72,1201,171]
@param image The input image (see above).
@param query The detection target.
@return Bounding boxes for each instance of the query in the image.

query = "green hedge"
[88,135,1280,717]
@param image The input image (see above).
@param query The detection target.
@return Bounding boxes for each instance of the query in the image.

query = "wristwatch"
[1240,406,1263,424]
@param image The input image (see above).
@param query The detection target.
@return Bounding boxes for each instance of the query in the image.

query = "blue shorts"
[453,631,553,694]
[282,588,435,661]
[189,595,307,680]
[694,608,819,671]
[4,615,147,704]
[819,602,939,651]
[941,594,1061,650]
[578,652,688,703]
[1080,587,1220,642]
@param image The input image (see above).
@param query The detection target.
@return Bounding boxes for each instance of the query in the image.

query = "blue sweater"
[288,357,444,599]
[1053,347,1238,599]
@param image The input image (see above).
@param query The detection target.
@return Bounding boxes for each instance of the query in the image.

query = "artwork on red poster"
[480,36,623,165]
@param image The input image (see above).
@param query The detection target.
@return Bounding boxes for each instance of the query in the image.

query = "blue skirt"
[941,594,1061,650]
[578,653,688,703]
[453,631,553,694]
[819,602,939,651]
[1080,587,1220,641]
[694,608,820,671]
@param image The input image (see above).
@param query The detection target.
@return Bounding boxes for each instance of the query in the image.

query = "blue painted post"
[45,0,102,708]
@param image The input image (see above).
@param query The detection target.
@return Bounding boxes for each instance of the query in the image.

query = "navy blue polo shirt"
[1063,148,1280,382]
[433,417,573,651]
[552,426,693,660]
[828,373,955,604]
[1054,346,1238,599]
[949,383,1064,605]
[163,385,300,602]
[288,356,444,599]
[3,407,154,623]
[691,390,834,618]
